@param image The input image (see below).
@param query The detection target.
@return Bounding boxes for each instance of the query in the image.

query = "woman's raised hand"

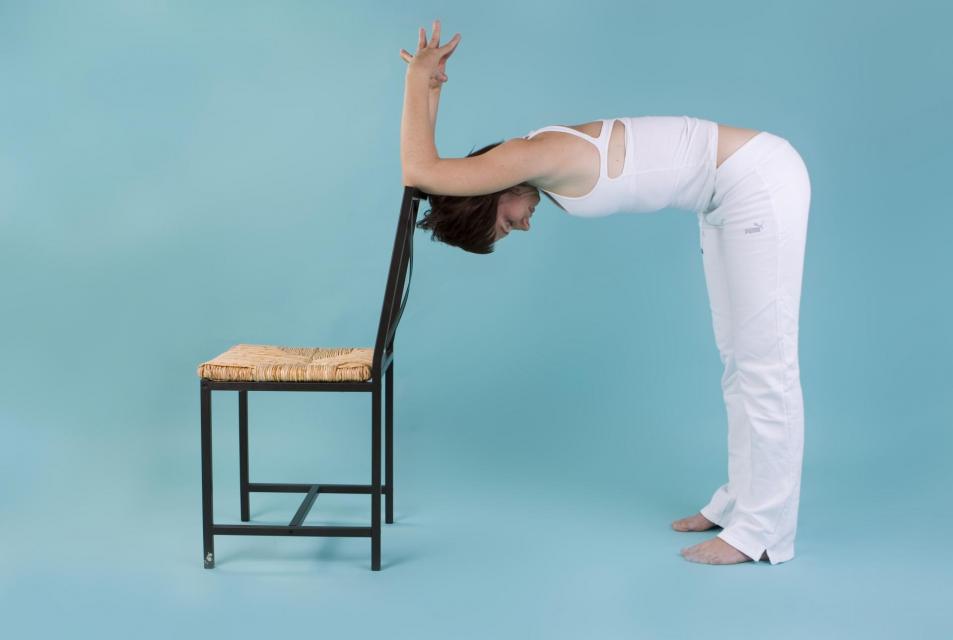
[399,19,461,89]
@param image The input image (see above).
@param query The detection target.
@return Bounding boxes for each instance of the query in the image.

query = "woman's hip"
[701,133,810,229]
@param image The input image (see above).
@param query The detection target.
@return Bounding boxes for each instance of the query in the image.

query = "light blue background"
[2,0,950,637]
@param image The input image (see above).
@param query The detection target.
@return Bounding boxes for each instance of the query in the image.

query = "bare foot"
[671,512,719,532]
[680,537,769,564]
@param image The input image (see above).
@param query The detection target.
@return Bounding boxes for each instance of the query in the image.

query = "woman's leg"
[697,210,753,531]
[696,135,811,564]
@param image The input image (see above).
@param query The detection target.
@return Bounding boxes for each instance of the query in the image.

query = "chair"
[196,186,426,571]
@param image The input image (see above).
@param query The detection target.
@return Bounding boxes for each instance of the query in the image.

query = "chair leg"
[371,382,382,571]
[201,381,215,569]
[239,390,250,522]
[385,358,394,525]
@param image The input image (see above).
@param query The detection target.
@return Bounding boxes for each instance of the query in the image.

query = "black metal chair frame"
[200,186,426,571]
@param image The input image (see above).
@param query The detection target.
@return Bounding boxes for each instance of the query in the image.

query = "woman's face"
[495,185,540,241]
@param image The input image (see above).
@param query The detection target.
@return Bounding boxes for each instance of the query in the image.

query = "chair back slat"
[372,186,426,377]
[384,231,412,349]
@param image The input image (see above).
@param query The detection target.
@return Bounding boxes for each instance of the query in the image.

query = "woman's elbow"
[402,161,437,190]
[401,162,422,187]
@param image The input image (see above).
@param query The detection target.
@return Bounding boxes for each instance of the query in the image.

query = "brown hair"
[415,140,522,255]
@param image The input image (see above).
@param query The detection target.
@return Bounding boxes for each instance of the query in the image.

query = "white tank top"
[523,115,718,217]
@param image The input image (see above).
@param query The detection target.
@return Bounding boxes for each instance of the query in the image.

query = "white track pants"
[695,131,811,564]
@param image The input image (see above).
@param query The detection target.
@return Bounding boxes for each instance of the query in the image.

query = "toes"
[672,516,704,532]
[680,542,704,562]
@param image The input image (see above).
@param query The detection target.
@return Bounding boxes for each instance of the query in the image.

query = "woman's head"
[416,141,540,254]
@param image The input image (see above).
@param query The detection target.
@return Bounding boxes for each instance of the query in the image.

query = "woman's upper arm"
[406,138,551,197]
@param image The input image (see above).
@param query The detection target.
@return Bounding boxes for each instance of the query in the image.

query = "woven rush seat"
[197,343,374,383]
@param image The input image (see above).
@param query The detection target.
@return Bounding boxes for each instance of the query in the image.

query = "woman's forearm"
[401,70,439,184]
[429,85,441,130]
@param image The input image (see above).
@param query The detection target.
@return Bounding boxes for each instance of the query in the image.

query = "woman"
[400,21,811,565]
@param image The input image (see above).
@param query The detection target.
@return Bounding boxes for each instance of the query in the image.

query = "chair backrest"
[371,186,428,377]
